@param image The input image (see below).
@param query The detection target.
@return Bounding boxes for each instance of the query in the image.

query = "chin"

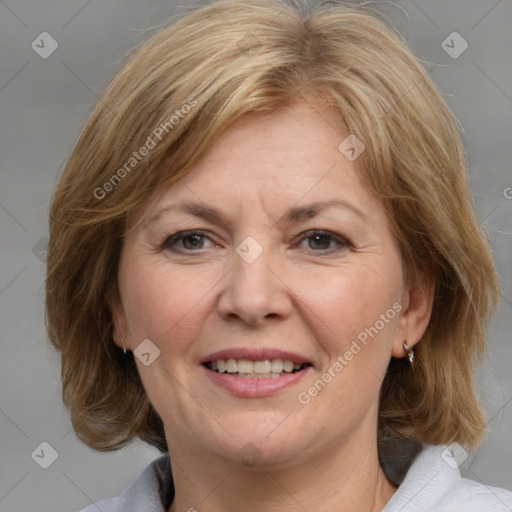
[197,411,320,469]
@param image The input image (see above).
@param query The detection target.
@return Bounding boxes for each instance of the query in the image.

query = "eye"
[160,229,350,254]
[296,229,350,253]
[162,230,216,252]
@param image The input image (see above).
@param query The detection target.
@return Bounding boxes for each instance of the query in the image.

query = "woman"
[45,1,512,510]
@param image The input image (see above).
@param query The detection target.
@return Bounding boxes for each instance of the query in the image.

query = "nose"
[216,244,293,327]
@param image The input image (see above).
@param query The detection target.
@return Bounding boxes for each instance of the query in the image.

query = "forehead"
[197,103,351,177]
[170,103,363,194]
[132,101,381,230]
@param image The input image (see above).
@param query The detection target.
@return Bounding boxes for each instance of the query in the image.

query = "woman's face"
[116,102,429,468]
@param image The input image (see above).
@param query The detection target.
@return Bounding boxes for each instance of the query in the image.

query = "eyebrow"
[143,198,368,230]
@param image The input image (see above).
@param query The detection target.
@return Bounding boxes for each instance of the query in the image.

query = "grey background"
[1,1,511,511]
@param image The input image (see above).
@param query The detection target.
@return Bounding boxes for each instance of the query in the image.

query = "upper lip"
[200,348,311,365]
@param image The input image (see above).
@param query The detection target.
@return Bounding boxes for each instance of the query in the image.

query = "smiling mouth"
[203,358,312,379]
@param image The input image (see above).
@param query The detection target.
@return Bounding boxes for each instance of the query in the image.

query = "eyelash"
[160,229,350,255]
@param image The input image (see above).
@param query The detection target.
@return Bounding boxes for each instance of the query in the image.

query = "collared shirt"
[79,444,512,511]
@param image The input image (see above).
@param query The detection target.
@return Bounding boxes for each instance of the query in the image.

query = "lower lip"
[202,365,312,398]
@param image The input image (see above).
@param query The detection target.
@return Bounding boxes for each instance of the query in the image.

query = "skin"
[114,101,434,512]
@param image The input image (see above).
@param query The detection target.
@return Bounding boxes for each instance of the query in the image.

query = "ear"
[391,274,435,359]
[110,296,129,351]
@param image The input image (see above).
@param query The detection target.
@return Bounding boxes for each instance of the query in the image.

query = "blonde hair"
[46,0,500,455]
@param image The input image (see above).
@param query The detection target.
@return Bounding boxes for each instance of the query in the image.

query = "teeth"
[238,372,283,379]
[271,359,283,373]
[212,358,305,375]
[253,360,271,373]
[238,358,253,373]
[283,360,294,372]
[226,358,237,373]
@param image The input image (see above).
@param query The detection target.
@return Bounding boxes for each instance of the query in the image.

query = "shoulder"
[384,444,512,512]
[78,455,173,512]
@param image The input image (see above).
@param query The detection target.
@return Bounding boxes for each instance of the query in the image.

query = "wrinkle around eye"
[161,230,220,253]
[158,229,354,259]
[294,229,351,253]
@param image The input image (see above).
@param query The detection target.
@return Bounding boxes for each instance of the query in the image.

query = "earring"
[120,335,127,355]
[403,342,414,367]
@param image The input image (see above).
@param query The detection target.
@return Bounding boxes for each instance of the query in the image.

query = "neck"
[167,429,397,512]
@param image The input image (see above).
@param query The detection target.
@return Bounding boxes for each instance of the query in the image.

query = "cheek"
[297,263,402,362]
[293,267,402,419]
[119,257,219,350]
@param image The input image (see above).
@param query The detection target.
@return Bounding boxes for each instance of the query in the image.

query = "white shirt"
[382,443,512,511]
[79,444,512,511]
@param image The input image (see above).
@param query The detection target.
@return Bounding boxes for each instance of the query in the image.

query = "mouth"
[203,358,312,379]
[200,348,313,397]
